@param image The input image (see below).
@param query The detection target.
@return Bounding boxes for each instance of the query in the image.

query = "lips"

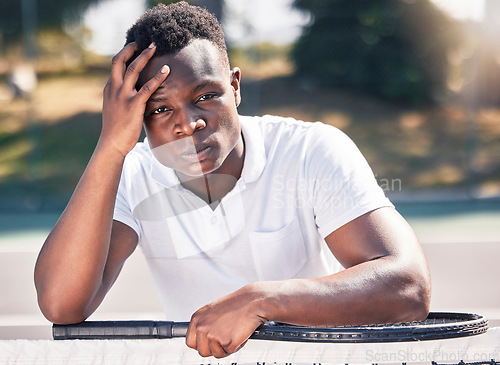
[180,145,212,163]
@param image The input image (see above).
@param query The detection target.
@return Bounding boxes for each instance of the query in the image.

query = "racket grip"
[53,320,190,340]
[171,321,189,337]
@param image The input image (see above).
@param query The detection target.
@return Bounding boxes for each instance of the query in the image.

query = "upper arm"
[88,220,139,313]
[324,206,428,271]
[101,220,139,289]
[323,206,431,322]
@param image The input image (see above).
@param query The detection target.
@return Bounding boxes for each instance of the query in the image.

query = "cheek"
[214,97,239,129]
[216,108,240,142]
[144,128,158,151]
[144,121,169,146]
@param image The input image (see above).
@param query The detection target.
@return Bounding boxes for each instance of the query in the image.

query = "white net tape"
[1,327,500,365]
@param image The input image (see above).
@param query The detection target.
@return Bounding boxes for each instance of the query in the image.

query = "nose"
[174,111,206,136]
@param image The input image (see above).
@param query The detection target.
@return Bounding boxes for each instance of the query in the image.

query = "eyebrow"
[148,80,221,104]
[192,80,220,94]
[147,82,169,103]
[149,95,168,103]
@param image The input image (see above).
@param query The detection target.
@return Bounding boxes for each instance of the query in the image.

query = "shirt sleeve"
[113,160,141,238]
[306,122,393,238]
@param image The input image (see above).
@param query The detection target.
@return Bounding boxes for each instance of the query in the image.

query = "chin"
[180,160,221,177]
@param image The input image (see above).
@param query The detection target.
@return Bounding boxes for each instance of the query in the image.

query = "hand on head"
[100,42,169,157]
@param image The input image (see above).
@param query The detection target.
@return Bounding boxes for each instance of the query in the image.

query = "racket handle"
[171,321,189,337]
[53,320,190,340]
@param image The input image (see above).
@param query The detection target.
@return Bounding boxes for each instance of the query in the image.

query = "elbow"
[406,277,431,322]
[35,270,96,325]
[397,264,432,323]
[37,291,89,325]
[39,301,88,325]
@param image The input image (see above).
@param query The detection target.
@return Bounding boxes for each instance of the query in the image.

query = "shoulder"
[241,114,316,137]
[120,140,154,182]
[124,140,153,167]
[241,114,357,157]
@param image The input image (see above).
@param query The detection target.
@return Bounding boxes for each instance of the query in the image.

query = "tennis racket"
[53,312,487,343]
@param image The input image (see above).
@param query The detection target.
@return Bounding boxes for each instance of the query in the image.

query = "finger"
[220,334,247,355]
[185,321,197,350]
[122,42,158,91]
[109,42,138,86]
[235,339,248,352]
[208,338,230,359]
[195,331,212,358]
[135,64,170,102]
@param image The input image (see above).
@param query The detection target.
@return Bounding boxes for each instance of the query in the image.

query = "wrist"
[95,137,132,161]
[245,281,285,322]
[91,139,130,170]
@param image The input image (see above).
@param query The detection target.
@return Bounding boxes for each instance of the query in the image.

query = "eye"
[197,93,217,102]
[152,107,170,115]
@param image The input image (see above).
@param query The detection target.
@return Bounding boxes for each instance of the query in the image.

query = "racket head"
[252,312,488,343]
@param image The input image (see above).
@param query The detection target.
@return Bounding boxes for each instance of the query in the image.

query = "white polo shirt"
[114,115,392,320]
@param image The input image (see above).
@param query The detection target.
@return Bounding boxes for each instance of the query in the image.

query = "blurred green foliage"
[292,0,461,105]
[0,0,195,44]
[0,0,102,45]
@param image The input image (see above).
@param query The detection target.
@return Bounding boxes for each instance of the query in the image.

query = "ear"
[230,67,242,107]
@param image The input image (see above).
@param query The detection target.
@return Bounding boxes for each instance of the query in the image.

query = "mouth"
[180,145,212,163]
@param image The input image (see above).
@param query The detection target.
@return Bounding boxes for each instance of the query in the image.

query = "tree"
[0,0,225,51]
[0,0,103,46]
[291,0,460,105]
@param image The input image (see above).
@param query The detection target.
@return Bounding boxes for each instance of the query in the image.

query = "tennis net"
[1,327,499,365]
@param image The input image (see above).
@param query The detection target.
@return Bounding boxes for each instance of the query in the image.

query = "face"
[139,39,243,178]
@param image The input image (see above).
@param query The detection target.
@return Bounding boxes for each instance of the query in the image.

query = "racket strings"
[432,361,500,365]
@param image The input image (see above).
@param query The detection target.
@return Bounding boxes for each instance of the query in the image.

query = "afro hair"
[125,1,228,65]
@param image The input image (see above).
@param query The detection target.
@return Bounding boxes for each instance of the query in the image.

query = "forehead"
[139,39,228,90]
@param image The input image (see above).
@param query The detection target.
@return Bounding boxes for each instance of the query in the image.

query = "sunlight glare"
[430,0,485,21]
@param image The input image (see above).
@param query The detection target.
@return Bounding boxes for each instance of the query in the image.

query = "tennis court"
[0,198,499,363]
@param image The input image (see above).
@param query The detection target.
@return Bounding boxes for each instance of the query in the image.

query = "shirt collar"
[239,115,266,184]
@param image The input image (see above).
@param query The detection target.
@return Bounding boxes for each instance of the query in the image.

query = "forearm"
[34,42,170,324]
[186,253,430,358]
[34,142,126,323]
[254,256,430,326]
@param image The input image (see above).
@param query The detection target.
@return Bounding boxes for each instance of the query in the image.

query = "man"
[35,1,431,359]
